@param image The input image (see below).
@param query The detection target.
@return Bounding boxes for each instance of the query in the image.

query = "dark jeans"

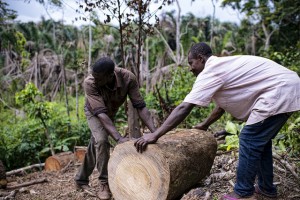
[234,113,291,197]
[74,108,110,185]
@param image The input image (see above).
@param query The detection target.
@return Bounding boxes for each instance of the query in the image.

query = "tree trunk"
[44,151,74,171]
[127,101,141,138]
[0,160,7,189]
[75,69,79,121]
[108,129,217,200]
[175,0,181,65]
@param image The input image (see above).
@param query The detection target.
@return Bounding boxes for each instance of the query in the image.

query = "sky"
[7,0,243,27]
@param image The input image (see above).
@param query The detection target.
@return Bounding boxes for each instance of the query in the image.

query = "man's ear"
[197,54,205,63]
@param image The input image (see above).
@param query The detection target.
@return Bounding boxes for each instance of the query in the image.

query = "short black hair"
[92,57,115,74]
[189,42,212,59]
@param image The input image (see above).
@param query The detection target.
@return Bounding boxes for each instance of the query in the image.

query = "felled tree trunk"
[74,146,87,163]
[44,151,74,171]
[108,129,217,200]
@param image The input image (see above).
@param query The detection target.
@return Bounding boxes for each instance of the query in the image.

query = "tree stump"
[44,151,74,171]
[108,129,217,200]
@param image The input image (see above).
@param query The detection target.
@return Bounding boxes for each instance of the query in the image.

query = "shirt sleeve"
[184,73,224,107]
[127,73,146,108]
[84,79,108,116]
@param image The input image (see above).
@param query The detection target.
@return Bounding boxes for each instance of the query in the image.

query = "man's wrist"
[115,136,122,142]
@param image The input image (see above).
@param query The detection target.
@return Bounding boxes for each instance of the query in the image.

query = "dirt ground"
[1,149,299,200]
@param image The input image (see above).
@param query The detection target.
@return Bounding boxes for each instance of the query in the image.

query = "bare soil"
[1,150,299,200]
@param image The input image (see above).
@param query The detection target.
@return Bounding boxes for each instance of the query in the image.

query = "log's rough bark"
[44,151,74,171]
[108,129,217,200]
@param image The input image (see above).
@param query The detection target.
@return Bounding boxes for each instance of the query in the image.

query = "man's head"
[92,57,115,86]
[188,42,212,76]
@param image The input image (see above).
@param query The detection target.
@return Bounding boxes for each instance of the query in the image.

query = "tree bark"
[108,129,217,200]
[127,101,141,138]
[0,160,7,189]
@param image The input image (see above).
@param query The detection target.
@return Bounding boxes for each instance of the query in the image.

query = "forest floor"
[1,146,299,200]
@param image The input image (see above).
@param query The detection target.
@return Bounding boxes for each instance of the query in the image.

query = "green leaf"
[225,121,238,135]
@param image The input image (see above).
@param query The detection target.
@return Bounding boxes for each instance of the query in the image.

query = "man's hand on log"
[117,136,129,144]
[134,134,158,153]
[192,122,209,131]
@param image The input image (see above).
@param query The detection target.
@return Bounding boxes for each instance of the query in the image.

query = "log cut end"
[108,141,170,200]
[44,151,74,171]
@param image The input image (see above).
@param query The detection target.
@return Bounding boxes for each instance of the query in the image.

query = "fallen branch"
[60,160,73,174]
[205,171,235,185]
[82,188,97,197]
[0,190,17,200]
[6,163,45,176]
[288,194,300,199]
[6,178,47,190]
[273,153,299,181]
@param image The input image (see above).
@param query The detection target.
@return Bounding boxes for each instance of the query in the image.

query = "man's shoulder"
[115,67,136,79]
[83,74,95,87]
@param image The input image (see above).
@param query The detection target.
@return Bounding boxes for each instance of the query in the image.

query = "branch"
[6,163,45,176]
[154,27,177,63]
[0,190,17,200]
[6,178,48,190]
[273,153,299,181]
[0,97,16,112]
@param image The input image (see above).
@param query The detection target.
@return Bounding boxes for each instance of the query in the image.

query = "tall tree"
[221,0,297,53]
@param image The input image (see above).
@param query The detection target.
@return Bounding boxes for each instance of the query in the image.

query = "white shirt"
[184,55,300,125]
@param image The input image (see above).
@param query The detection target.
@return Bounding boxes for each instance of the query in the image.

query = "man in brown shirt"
[74,57,156,199]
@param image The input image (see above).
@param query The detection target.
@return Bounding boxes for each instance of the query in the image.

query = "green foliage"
[144,66,216,128]
[275,114,300,156]
[0,1,17,24]
[15,82,51,121]
[219,121,244,151]
[0,94,91,170]
[269,47,300,75]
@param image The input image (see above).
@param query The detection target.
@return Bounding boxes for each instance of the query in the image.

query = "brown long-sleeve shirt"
[84,67,146,119]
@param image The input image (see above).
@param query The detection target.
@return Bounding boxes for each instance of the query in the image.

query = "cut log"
[108,129,217,200]
[44,151,74,171]
[74,146,87,163]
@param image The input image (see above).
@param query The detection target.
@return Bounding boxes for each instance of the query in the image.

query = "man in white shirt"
[134,42,300,199]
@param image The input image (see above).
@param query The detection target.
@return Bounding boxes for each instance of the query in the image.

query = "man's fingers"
[134,139,143,152]
[139,141,145,153]
[142,142,147,152]
[134,137,149,153]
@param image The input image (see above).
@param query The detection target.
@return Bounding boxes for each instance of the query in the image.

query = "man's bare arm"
[134,102,195,152]
[97,113,128,143]
[194,105,225,130]
[136,107,156,133]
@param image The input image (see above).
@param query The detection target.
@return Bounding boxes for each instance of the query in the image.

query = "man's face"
[92,71,114,86]
[188,52,205,76]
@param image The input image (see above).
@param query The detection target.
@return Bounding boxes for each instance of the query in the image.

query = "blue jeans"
[234,113,291,197]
